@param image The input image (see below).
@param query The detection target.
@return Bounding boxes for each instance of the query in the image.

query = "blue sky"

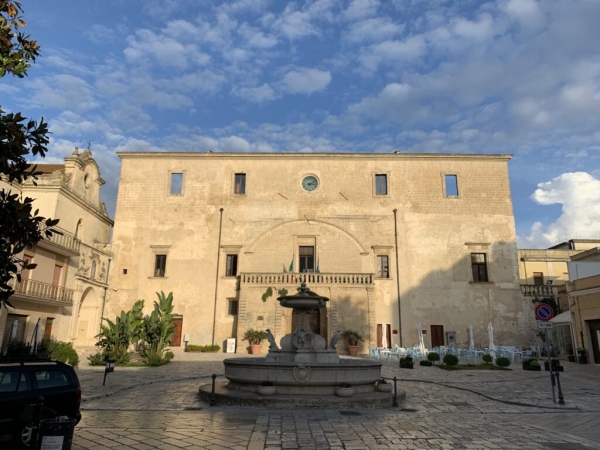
[3,0,600,248]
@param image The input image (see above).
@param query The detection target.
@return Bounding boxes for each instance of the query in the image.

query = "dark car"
[0,359,81,449]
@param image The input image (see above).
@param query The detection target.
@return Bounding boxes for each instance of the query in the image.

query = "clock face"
[302,175,319,192]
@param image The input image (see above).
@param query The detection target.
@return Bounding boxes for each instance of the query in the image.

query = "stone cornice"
[117,152,513,161]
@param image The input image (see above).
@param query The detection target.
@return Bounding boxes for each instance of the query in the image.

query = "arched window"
[90,261,96,279]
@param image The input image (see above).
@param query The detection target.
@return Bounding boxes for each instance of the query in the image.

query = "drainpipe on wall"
[393,209,403,347]
[99,257,112,332]
[211,208,224,346]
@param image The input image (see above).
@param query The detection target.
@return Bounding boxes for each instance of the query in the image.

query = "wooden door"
[170,317,183,347]
[430,325,444,347]
[292,309,320,335]
[589,320,600,364]
[43,318,54,340]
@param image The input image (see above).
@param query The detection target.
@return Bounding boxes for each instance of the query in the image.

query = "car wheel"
[18,424,33,449]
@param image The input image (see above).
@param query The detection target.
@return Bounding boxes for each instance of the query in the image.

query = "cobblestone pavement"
[70,352,600,449]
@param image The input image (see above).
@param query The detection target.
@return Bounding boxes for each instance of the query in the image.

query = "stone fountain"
[202,282,400,406]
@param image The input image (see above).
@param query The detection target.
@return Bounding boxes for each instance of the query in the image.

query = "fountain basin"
[224,357,382,395]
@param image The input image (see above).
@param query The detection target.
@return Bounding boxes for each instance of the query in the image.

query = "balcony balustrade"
[520,284,558,297]
[36,227,81,256]
[240,272,374,286]
[12,279,74,305]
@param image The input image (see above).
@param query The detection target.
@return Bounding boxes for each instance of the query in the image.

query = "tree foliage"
[0,0,54,308]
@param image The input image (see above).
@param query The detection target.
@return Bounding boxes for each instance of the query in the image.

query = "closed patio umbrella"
[417,323,426,355]
[469,324,475,351]
[30,318,41,354]
[381,324,388,349]
[488,322,496,362]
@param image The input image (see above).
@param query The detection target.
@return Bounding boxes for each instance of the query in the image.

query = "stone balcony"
[520,284,558,297]
[11,279,74,305]
[240,272,374,286]
[36,227,81,256]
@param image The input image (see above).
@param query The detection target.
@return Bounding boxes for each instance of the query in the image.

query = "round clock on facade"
[302,175,319,192]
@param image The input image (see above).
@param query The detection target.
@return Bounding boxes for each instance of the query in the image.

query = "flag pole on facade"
[289,254,294,273]
[282,264,287,273]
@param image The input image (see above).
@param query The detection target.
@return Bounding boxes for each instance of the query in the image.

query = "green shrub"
[144,352,170,366]
[443,354,459,367]
[4,341,32,358]
[187,344,202,351]
[87,352,106,366]
[427,352,440,364]
[164,351,174,361]
[482,354,493,364]
[40,339,79,367]
[495,357,510,368]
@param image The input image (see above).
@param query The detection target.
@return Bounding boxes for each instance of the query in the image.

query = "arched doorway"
[76,287,99,346]
[291,307,328,339]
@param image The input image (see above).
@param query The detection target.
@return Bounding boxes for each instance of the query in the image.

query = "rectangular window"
[375,174,388,195]
[154,255,167,277]
[377,255,389,278]
[170,173,183,195]
[533,272,544,286]
[34,370,71,389]
[228,300,239,315]
[226,255,238,277]
[471,253,489,282]
[445,174,458,197]
[299,246,315,273]
[234,173,246,194]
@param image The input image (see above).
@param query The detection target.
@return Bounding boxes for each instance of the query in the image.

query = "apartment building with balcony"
[0,148,113,351]
[107,152,531,353]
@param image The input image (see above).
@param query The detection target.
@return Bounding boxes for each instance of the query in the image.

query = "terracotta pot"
[335,387,354,397]
[250,344,261,355]
[377,383,393,393]
[347,345,359,356]
[258,385,276,396]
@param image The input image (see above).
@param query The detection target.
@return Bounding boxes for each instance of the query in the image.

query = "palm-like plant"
[138,291,175,363]
[95,299,144,364]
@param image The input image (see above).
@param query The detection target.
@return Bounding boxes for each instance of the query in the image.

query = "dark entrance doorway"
[431,325,444,347]
[589,320,600,364]
[292,308,324,337]
[170,317,183,347]
[299,246,315,273]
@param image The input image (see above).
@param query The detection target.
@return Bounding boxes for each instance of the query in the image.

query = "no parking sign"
[535,304,554,321]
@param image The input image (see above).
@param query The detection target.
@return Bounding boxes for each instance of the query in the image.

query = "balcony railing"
[43,228,81,254]
[13,279,74,305]
[241,272,374,286]
[520,285,558,297]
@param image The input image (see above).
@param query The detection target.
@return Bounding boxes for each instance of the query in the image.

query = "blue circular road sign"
[535,304,554,321]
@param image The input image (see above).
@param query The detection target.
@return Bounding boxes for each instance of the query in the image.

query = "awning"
[551,311,572,324]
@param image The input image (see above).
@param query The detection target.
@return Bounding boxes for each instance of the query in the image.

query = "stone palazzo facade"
[107,152,532,353]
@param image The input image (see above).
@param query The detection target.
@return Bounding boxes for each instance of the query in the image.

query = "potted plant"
[335,383,354,397]
[544,359,564,372]
[257,380,276,396]
[399,355,413,369]
[243,328,268,355]
[377,378,393,393]
[577,347,587,364]
[427,352,440,365]
[341,330,363,356]
[523,359,541,371]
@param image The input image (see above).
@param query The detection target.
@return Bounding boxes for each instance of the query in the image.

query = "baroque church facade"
[106,152,533,353]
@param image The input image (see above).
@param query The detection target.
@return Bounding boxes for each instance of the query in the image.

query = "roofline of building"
[116,151,513,161]
[548,239,600,249]
[571,247,600,261]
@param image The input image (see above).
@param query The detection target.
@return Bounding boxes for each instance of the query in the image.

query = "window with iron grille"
[154,255,167,277]
[471,253,488,282]
[234,173,246,194]
[228,300,239,315]
[375,174,388,195]
[377,255,389,278]
[226,255,238,277]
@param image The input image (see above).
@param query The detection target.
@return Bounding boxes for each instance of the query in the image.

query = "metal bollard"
[555,371,565,405]
[210,374,216,406]
[393,376,398,407]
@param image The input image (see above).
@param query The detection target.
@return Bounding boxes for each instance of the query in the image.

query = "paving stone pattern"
[71,353,600,450]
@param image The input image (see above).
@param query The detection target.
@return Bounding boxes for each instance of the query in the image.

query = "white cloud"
[233,84,277,103]
[28,75,99,112]
[344,17,404,43]
[522,172,600,247]
[343,0,380,22]
[358,36,426,72]
[279,68,332,94]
